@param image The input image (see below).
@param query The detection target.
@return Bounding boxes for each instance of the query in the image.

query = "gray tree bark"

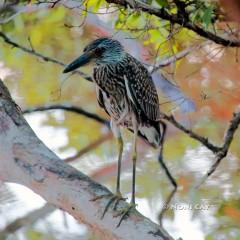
[0,79,175,240]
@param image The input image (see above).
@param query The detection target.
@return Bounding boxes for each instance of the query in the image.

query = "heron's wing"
[124,57,160,121]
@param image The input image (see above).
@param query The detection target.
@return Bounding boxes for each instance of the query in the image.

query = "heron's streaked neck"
[96,51,127,66]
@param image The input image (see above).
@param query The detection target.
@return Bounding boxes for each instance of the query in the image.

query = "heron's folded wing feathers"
[124,59,160,121]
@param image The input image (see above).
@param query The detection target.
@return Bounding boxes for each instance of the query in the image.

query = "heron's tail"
[138,121,164,148]
[127,121,166,148]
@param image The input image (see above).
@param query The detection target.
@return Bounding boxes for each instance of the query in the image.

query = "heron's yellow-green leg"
[92,122,126,218]
[116,135,123,196]
[101,134,126,217]
[131,115,138,205]
[115,115,138,227]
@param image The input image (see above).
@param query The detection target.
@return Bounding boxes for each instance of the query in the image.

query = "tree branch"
[24,103,219,152]
[0,134,111,237]
[4,0,240,47]
[200,112,240,182]
[23,104,109,126]
[161,113,221,153]
[0,31,93,82]
[151,41,211,72]
[105,0,240,47]
[64,132,113,162]
[162,112,240,186]
[0,79,175,240]
[24,104,240,185]
[0,203,55,239]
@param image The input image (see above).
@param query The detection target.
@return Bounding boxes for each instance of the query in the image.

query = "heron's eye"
[94,47,105,56]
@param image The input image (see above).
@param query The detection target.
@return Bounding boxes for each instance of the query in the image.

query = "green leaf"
[148,29,166,44]
[155,0,168,8]
[126,12,145,28]
[202,6,214,29]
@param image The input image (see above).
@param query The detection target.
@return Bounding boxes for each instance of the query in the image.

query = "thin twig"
[196,111,240,186]
[23,104,109,126]
[0,31,93,82]
[0,203,55,239]
[151,41,211,72]
[64,132,113,162]
[161,113,221,153]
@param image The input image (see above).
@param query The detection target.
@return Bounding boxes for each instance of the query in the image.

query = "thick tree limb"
[0,79,175,240]
[0,134,111,237]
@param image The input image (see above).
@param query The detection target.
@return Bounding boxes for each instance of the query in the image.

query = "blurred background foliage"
[0,0,240,239]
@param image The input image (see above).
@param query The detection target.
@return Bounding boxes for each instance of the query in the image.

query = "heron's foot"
[91,192,127,219]
[101,192,127,219]
[115,202,137,227]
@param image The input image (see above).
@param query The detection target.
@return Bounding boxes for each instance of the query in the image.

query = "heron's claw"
[101,193,127,218]
[115,202,137,227]
[90,193,112,202]
[91,192,127,219]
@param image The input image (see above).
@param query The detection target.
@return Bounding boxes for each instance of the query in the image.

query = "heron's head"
[63,37,125,73]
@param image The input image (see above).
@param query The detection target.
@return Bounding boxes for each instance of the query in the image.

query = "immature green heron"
[63,37,166,224]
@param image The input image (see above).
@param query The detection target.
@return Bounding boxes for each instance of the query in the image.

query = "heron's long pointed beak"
[63,52,92,73]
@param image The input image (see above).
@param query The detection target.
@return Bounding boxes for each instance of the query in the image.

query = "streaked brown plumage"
[63,37,166,225]
[94,52,162,148]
